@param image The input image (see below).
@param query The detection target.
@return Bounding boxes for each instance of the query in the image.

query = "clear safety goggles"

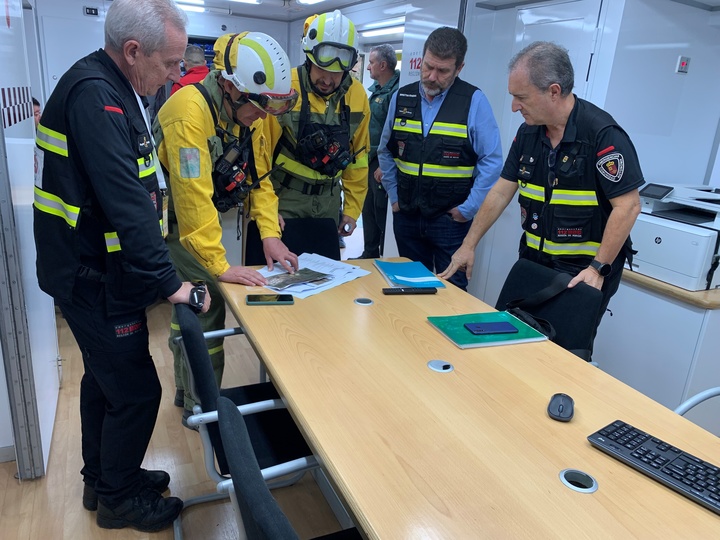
[307,43,358,72]
[245,89,299,116]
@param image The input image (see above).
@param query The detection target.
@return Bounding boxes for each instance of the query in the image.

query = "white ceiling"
[191,0,720,23]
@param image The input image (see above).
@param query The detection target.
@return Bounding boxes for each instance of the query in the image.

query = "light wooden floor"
[0,301,342,539]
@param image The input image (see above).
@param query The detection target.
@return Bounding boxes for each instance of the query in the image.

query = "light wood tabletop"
[219,259,720,539]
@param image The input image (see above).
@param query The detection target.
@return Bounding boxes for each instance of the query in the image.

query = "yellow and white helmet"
[220,32,298,115]
[212,33,235,71]
[302,10,358,73]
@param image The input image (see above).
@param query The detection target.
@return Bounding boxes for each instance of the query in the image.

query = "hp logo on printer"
[655,237,662,244]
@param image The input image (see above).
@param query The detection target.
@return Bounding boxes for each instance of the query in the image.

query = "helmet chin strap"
[219,82,247,125]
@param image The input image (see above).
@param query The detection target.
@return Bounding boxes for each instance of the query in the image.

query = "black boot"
[96,488,183,532]
[83,469,171,511]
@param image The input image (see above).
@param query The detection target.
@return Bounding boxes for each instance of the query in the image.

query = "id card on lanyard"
[136,92,169,238]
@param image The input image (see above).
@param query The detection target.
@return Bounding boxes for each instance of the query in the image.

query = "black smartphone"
[245,294,294,306]
[464,321,518,335]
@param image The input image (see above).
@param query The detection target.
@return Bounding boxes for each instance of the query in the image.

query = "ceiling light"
[360,26,405,38]
[177,4,204,12]
[228,0,263,4]
[361,17,405,31]
[175,0,204,5]
[296,0,326,5]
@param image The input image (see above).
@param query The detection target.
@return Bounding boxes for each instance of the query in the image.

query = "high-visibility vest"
[511,98,628,261]
[387,78,478,218]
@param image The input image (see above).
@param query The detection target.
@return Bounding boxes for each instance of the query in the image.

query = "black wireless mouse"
[547,393,574,422]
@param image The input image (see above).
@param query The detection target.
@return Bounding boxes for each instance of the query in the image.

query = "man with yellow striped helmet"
[302,11,358,77]
[153,31,299,424]
[244,10,370,264]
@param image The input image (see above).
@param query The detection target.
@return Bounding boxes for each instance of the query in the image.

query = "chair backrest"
[217,396,300,540]
[674,387,720,416]
[175,303,230,473]
[244,217,341,265]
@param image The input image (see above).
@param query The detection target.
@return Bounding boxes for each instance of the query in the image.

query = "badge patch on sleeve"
[596,153,624,182]
[179,148,201,178]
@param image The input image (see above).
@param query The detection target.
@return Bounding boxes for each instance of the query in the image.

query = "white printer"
[630,184,720,291]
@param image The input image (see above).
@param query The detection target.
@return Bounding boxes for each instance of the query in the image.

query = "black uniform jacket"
[34,49,181,315]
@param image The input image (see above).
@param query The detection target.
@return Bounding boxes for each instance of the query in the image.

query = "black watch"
[589,260,612,277]
[189,281,207,313]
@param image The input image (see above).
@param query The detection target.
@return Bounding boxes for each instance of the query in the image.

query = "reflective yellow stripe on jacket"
[104,232,121,252]
[525,232,600,257]
[392,120,472,178]
[392,118,421,134]
[429,121,467,138]
[36,124,68,157]
[33,186,79,227]
[138,156,156,178]
[519,182,599,206]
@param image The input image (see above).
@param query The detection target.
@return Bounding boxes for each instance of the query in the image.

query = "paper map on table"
[265,268,332,290]
[258,253,370,299]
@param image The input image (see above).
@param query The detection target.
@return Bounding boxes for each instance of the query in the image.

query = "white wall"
[604,0,720,186]
[1,0,59,471]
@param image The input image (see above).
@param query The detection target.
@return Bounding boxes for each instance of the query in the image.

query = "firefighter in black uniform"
[33,0,207,532]
[440,41,643,352]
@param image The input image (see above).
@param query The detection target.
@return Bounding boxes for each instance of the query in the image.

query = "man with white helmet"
[244,10,370,262]
[154,32,299,425]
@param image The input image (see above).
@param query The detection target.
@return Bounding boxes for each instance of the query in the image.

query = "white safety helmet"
[221,32,298,115]
[302,10,358,73]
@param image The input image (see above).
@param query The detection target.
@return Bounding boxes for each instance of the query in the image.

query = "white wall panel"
[604,0,720,186]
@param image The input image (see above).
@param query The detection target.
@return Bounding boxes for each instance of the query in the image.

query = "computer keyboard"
[588,420,720,515]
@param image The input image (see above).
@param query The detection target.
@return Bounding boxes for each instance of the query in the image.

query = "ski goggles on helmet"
[244,90,299,116]
[306,43,358,73]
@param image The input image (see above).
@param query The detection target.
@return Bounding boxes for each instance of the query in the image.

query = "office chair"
[244,217,342,265]
[674,387,720,416]
[172,303,319,540]
[216,396,362,540]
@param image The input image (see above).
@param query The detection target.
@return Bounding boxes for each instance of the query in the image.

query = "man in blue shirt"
[377,26,502,289]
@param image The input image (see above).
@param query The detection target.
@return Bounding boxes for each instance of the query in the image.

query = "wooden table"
[220,259,720,539]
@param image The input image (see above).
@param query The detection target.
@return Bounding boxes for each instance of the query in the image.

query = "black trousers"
[58,279,162,508]
[360,157,388,258]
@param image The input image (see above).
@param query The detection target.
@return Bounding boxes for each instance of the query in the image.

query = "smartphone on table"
[245,294,294,306]
[464,321,518,335]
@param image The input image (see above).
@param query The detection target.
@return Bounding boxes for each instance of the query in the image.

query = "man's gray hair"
[370,44,397,71]
[105,0,188,55]
[508,41,574,96]
[184,45,206,68]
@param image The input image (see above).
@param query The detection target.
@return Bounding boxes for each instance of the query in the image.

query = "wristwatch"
[189,281,207,313]
[589,259,612,277]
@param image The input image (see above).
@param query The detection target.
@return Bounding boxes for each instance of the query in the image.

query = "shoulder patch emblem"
[596,152,624,182]
[179,147,201,179]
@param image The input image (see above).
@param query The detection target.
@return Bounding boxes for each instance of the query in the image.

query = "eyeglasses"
[547,148,558,187]
[307,42,358,72]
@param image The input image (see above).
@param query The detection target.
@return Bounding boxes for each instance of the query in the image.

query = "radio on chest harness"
[193,82,267,213]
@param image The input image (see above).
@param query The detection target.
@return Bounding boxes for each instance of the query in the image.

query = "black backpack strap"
[506,271,571,310]
[192,82,218,127]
